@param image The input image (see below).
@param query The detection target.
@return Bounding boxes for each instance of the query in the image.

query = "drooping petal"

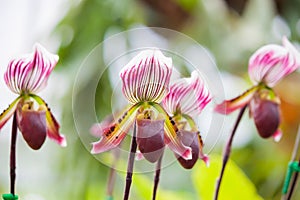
[0,97,21,130]
[31,94,67,147]
[4,43,59,94]
[249,91,280,139]
[151,103,192,160]
[136,117,165,163]
[91,104,140,154]
[163,71,211,116]
[120,49,172,104]
[215,86,257,115]
[248,37,300,87]
[17,102,47,150]
[90,114,114,137]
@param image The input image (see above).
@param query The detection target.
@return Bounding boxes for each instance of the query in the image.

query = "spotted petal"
[31,94,67,147]
[215,86,257,114]
[4,43,59,94]
[248,36,300,87]
[91,104,140,154]
[0,97,21,130]
[151,103,192,160]
[120,49,172,104]
[163,71,211,116]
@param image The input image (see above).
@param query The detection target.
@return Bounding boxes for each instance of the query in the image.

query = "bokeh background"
[1,0,300,199]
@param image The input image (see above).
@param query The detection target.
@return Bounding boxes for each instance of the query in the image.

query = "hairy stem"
[214,105,247,200]
[152,154,163,200]
[10,113,18,195]
[123,122,137,200]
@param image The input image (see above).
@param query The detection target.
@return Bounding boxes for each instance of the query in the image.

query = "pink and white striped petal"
[120,49,172,104]
[0,97,21,130]
[215,86,258,115]
[4,43,59,94]
[163,71,211,116]
[248,36,300,87]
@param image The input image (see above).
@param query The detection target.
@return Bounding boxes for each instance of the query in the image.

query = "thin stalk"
[285,125,300,200]
[214,105,247,200]
[106,148,121,199]
[10,113,18,195]
[286,158,300,200]
[123,122,137,200]
[152,154,163,200]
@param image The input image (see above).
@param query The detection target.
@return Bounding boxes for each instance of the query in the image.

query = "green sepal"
[2,194,18,200]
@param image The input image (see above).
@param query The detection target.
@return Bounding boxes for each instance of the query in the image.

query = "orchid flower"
[0,43,67,150]
[215,36,300,141]
[162,70,211,168]
[91,49,192,162]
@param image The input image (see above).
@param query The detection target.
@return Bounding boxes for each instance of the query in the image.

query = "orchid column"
[214,36,300,200]
[91,49,192,200]
[0,44,67,200]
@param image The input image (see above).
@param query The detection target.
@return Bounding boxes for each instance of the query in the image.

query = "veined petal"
[0,97,21,130]
[215,86,257,114]
[31,94,67,147]
[4,43,59,94]
[248,37,300,87]
[151,103,192,160]
[91,104,140,154]
[163,70,211,116]
[120,49,172,104]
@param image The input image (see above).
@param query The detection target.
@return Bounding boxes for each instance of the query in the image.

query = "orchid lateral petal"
[248,37,300,87]
[0,97,21,130]
[90,114,114,137]
[215,86,257,115]
[163,70,211,117]
[91,104,140,154]
[136,118,165,163]
[249,91,280,139]
[17,103,47,150]
[151,103,192,160]
[272,129,282,142]
[31,94,67,147]
[120,49,172,104]
[4,43,59,94]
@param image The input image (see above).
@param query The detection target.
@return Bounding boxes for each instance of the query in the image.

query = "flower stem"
[106,149,121,200]
[123,122,137,200]
[286,158,300,200]
[284,125,300,200]
[152,154,163,200]
[214,105,247,200]
[10,113,18,196]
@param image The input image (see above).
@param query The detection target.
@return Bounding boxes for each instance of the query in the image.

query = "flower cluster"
[0,43,67,149]
[91,49,211,167]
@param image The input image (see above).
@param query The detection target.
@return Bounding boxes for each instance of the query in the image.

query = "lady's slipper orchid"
[215,36,300,141]
[162,71,211,168]
[91,49,192,162]
[0,43,67,150]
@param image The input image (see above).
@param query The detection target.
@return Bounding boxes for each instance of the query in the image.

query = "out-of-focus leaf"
[192,154,263,200]
[132,173,194,200]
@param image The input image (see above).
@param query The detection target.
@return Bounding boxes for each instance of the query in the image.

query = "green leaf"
[192,154,263,200]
